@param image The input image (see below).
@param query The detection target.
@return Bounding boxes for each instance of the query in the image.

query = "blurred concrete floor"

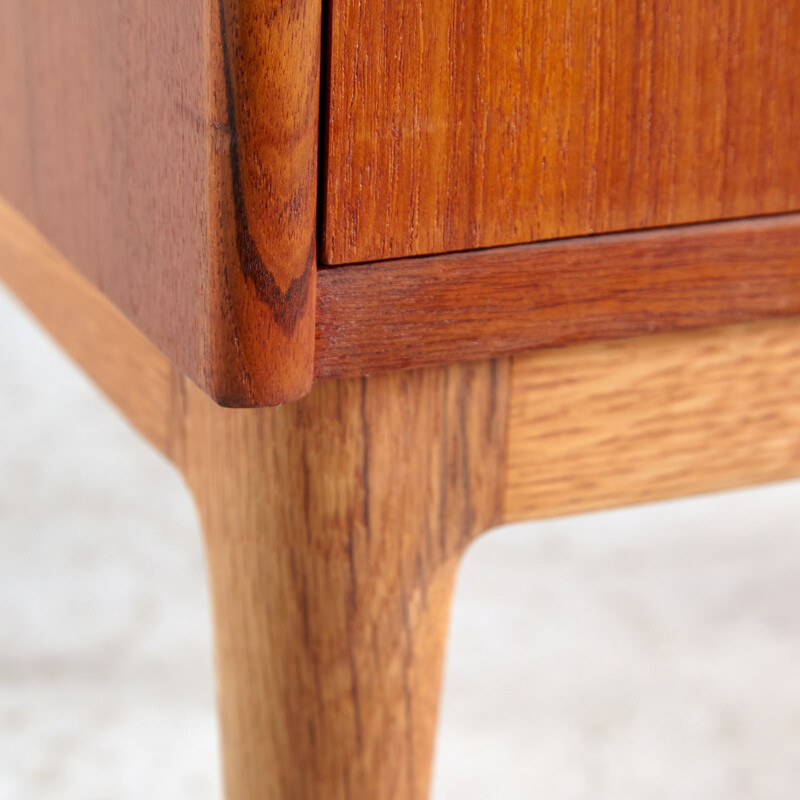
[1,284,799,800]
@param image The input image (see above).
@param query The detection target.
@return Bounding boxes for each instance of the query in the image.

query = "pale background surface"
[1,284,799,800]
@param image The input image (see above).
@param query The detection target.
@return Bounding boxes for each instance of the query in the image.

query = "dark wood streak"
[217,0,312,333]
[203,0,321,405]
[360,377,372,549]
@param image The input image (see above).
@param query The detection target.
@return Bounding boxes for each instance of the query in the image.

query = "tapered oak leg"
[179,362,508,800]
[0,199,512,798]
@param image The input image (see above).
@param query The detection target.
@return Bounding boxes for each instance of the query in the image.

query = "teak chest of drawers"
[1,2,800,799]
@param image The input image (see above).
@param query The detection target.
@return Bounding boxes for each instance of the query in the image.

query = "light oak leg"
[0,199,507,799]
[179,362,508,800]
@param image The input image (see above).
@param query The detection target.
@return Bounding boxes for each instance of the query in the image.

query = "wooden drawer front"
[322,1,800,264]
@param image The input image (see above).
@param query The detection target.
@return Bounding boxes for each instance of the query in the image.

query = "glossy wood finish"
[8,211,800,797]
[505,319,800,523]
[0,0,321,406]
[316,214,800,379]
[210,0,321,405]
[323,0,800,263]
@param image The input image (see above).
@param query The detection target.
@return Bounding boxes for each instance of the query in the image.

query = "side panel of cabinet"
[0,1,208,378]
[0,0,321,407]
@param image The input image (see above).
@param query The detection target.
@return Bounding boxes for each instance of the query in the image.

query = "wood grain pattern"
[0,0,321,407]
[208,0,321,404]
[316,213,800,379]
[323,0,800,263]
[504,319,800,523]
[181,358,508,800]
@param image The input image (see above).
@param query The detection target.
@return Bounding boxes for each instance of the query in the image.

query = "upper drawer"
[322,0,800,264]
